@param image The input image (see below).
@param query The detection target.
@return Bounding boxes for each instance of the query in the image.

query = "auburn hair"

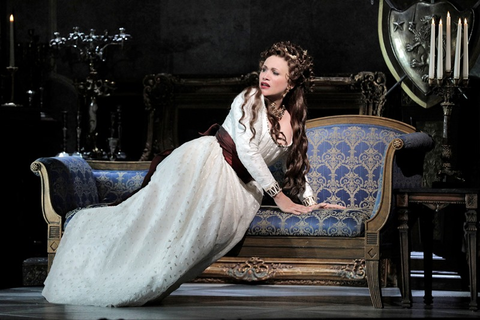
[239,41,315,199]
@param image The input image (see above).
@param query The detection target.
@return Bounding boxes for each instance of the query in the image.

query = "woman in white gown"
[42,41,339,307]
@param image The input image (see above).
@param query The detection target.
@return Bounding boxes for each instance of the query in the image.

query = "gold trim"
[302,196,316,207]
[265,181,282,198]
[306,114,415,132]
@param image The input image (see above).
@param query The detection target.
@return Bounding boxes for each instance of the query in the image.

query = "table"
[395,188,478,311]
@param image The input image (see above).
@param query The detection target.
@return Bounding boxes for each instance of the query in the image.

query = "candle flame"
[464,18,468,25]
[439,18,442,25]
[447,11,450,18]
[9,14,14,22]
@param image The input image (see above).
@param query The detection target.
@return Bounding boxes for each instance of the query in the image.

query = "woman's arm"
[225,90,314,215]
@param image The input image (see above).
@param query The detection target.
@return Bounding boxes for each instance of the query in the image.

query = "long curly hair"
[240,41,315,199]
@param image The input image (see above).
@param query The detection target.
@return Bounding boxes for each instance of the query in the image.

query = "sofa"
[31,113,434,309]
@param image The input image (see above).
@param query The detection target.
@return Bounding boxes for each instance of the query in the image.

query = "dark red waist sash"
[200,123,253,184]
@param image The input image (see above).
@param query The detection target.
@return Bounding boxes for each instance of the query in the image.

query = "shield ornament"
[378,1,477,108]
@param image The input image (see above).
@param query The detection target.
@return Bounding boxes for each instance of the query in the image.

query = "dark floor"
[0,283,478,319]
[1,251,477,319]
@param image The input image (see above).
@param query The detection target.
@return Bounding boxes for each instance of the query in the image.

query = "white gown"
[42,88,313,307]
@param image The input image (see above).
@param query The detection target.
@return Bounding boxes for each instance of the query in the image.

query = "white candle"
[9,14,15,67]
[446,12,451,73]
[437,19,443,80]
[429,18,436,79]
[453,18,462,79]
[463,18,469,79]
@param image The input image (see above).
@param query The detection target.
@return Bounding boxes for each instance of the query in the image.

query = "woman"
[42,41,341,307]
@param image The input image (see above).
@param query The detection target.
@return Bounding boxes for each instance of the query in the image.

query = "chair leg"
[366,259,384,308]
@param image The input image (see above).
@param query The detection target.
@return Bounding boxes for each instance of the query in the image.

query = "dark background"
[1,0,479,288]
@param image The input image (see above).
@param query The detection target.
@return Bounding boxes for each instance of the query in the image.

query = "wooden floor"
[2,251,476,319]
[0,283,478,319]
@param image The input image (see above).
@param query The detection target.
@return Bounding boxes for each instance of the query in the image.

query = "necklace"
[269,102,286,120]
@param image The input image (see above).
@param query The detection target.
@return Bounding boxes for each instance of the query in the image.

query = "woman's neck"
[265,97,283,108]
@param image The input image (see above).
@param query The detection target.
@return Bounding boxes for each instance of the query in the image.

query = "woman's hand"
[273,193,346,215]
[273,192,313,215]
[310,202,346,210]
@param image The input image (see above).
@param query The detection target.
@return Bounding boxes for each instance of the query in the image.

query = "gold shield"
[378,1,476,108]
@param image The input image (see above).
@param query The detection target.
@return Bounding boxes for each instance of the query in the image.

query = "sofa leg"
[47,253,55,274]
[366,260,384,308]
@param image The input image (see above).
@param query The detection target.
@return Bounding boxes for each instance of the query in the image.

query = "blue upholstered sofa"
[31,114,433,308]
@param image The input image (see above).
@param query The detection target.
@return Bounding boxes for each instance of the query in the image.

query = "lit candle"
[9,14,15,67]
[463,18,469,79]
[429,18,435,79]
[453,18,462,79]
[446,12,451,73]
[437,19,443,80]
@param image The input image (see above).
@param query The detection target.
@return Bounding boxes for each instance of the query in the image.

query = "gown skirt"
[42,135,263,307]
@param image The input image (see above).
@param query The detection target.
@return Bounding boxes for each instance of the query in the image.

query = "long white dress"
[42,88,313,307]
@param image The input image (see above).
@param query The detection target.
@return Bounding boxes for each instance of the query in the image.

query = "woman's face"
[259,55,290,102]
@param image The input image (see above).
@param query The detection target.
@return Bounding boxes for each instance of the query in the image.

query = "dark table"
[395,188,478,311]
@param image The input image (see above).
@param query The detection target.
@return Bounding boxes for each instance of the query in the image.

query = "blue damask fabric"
[36,156,148,219]
[38,123,430,239]
[249,207,370,236]
[61,168,147,230]
[248,124,406,237]
[39,157,99,217]
[93,170,147,203]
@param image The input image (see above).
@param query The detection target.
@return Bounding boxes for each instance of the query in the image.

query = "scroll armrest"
[31,156,99,220]
[392,131,434,185]
[393,131,435,151]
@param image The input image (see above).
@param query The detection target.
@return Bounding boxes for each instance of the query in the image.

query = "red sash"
[200,124,253,184]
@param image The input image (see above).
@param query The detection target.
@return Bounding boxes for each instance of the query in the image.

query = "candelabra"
[57,110,69,157]
[76,77,116,159]
[1,66,22,107]
[426,9,471,186]
[105,105,127,161]
[429,76,468,185]
[50,26,131,158]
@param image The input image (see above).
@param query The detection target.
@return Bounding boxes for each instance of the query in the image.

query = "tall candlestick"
[446,12,451,73]
[9,14,15,67]
[453,18,462,80]
[429,18,436,79]
[437,19,443,80]
[463,18,469,79]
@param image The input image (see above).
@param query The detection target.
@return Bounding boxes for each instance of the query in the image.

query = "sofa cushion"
[93,170,147,203]
[247,206,370,237]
